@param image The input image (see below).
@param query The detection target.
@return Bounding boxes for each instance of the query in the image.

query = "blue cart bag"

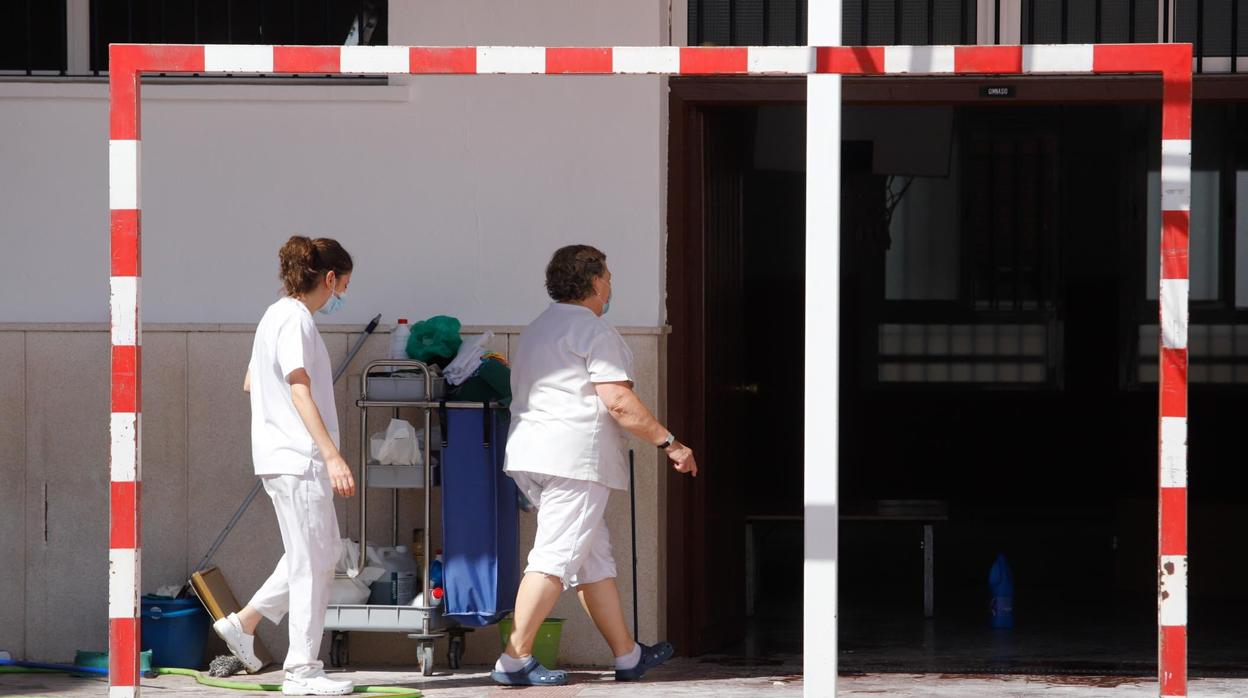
[440,406,520,626]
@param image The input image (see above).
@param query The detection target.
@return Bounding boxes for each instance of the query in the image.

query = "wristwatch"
[657,432,676,449]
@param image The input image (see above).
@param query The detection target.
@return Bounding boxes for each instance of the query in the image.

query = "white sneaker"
[211,613,263,673]
[281,671,355,696]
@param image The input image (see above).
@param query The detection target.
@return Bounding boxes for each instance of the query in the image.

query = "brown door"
[667,78,807,658]
[667,106,753,655]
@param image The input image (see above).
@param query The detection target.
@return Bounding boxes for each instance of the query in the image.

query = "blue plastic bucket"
[140,596,209,669]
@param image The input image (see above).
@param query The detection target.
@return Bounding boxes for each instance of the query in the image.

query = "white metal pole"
[805,1,841,696]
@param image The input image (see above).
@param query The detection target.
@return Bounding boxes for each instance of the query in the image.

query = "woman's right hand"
[667,442,698,477]
[328,454,356,497]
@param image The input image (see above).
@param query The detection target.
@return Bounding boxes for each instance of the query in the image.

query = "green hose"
[0,665,422,696]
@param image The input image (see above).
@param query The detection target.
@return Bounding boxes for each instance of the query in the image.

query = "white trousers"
[248,461,342,678]
[511,472,617,590]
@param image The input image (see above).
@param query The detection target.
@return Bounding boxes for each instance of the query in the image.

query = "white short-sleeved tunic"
[248,296,339,476]
[504,303,635,490]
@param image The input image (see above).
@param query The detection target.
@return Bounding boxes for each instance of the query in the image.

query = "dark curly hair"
[278,235,353,297]
[545,245,607,303]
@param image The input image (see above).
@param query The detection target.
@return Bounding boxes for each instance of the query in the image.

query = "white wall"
[0,0,677,668]
[0,1,672,328]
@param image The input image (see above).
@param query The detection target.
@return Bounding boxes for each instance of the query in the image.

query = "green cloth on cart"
[406,315,463,366]
[453,358,512,407]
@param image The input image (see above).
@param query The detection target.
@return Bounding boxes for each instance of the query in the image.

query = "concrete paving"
[4,662,1248,697]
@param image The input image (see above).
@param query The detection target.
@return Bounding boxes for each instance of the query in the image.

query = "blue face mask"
[319,291,345,315]
[602,296,611,315]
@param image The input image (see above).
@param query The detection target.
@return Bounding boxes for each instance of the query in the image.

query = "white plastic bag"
[369,418,423,466]
[331,539,386,604]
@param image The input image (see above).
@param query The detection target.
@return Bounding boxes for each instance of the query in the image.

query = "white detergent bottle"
[371,546,418,605]
[388,318,410,372]
[386,545,419,606]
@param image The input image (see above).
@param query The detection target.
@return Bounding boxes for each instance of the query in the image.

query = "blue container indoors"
[140,595,209,669]
[988,554,1015,629]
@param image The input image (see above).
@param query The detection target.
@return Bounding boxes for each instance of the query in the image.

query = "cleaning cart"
[324,359,519,675]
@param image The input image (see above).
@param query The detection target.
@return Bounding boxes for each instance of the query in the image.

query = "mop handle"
[629,449,639,641]
[333,314,381,384]
[192,314,381,573]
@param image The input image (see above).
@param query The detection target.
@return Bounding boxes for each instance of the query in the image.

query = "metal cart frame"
[324,358,472,675]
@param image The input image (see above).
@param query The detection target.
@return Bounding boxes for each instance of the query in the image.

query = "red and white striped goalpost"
[108,42,1191,697]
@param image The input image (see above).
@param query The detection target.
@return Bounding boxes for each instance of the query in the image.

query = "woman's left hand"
[667,443,698,477]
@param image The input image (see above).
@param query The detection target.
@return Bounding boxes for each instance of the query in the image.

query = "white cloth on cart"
[443,331,494,386]
[247,459,343,678]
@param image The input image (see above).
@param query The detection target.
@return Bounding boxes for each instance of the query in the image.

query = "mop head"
[208,654,246,678]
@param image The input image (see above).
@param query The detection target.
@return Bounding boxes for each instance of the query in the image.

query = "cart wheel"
[447,635,464,670]
[330,632,349,668]
[418,641,435,676]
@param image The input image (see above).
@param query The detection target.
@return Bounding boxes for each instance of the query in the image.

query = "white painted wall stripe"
[108,140,139,211]
[884,45,955,74]
[612,46,680,74]
[1160,555,1188,626]
[1161,139,1193,212]
[204,44,274,73]
[475,46,546,74]
[340,45,410,74]
[110,412,139,482]
[1022,44,1094,73]
[1161,279,1189,350]
[110,276,140,347]
[108,548,139,619]
[1160,417,1187,488]
[747,46,816,74]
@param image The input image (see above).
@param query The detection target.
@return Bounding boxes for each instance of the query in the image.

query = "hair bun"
[277,235,353,298]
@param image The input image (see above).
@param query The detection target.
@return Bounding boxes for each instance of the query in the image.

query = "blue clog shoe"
[615,641,674,681]
[489,656,568,686]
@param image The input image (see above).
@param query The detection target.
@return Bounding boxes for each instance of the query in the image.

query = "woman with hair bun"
[211,235,357,696]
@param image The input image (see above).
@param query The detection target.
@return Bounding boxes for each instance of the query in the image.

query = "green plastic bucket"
[497,618,564,669]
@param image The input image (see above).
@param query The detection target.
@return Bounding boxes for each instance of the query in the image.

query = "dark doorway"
[668,78,1248,674]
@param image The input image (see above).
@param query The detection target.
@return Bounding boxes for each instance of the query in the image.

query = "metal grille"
[1175,0,1248,71]
[0,0,388,77]
[688,0,1240,73]
[842,0,975,45]
[0,1,67,74]
[1139,324,1248,383]
[1020,0,1143,43]
[689,0,807,46]
[878,323,1051,384]
[90,0,387,74]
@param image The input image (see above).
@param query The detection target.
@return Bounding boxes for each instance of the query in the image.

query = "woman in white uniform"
[212,236,357,697]
[492,245,698,687]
